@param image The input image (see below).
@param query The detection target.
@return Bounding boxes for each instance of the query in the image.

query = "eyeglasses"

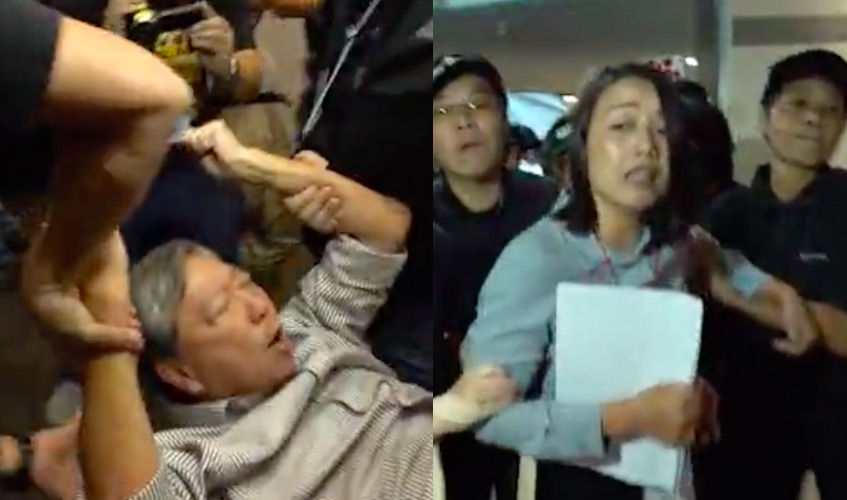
[433,96,499,120]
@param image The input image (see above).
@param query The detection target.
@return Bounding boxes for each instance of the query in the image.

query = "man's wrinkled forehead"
[180,253,232,318]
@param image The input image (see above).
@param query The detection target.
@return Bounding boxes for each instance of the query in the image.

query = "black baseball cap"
[761,49,847,109]
[541,115,574,162]
[433,54,507,102]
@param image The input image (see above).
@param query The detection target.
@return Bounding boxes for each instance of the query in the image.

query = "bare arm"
[179,121,410,250]
[81,354,159,499]
[807,302,847,357]
[228,49,263,102]
[233,147,411,252]
[714,277,788,331]
[33,14,192,281]
[75,236,159,499]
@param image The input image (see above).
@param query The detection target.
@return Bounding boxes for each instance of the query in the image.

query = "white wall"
[730,0,847,17]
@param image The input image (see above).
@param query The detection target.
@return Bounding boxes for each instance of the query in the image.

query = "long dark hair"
[555,63,699,251]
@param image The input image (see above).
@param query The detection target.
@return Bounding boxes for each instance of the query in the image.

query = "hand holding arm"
[180,120,410,252]
[701,233,820,356]
[434,367,517,439]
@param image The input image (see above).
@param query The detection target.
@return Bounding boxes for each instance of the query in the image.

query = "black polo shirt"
[434,170,558,393]
[704,164,847,410]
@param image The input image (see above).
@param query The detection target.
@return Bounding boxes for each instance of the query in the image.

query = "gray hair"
[130,239,214,358]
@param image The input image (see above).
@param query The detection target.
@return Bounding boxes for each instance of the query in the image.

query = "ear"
[154,359,206,397]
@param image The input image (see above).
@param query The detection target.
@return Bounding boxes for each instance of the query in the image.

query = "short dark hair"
[555,63,698,251]
[672,79,735,198]
[761,49,847,110]
[540,115,574,184]
[674,80,711,104]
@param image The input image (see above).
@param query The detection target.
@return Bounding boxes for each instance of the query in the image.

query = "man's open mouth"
[268,328,283,347]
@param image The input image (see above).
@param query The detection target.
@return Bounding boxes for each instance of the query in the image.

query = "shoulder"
[509,170,558,199]
[494,217,577,278]
[701,185,754,237]
[820,168,847,199]
[506,171,558,215]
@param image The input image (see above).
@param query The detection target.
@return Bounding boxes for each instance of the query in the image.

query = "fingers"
[285,186,342,233]
[293,150,330,169]
[199,156,224,177]
[78,322,144,352]
[33,293,144,352]
[693,379,721,446]
[198,1,219,18]
[188,13,231,53]
[180,121,225,154]
[189,29,230,53]
[772,337,809,356]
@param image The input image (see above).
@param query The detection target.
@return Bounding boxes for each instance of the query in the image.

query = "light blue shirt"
[461,216,769,462]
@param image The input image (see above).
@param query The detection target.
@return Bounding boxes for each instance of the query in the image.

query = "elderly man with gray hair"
[0,120,434,500]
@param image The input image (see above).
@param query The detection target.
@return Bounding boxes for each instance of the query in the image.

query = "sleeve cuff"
[548,402,608,459]
[327,235,408,278]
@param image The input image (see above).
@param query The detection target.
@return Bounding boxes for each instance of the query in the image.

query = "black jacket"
[703,164,847,413]
[433,170,558,392]
[299,0,432,389]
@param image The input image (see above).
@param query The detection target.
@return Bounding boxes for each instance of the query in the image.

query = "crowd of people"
[1,0,847,499]
[433,50,847,500]
[0,0,432,499]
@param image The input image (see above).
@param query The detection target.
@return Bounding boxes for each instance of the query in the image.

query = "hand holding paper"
[555,284,705,495]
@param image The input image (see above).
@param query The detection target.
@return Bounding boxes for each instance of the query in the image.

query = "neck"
[445,173,503,213]
[594,200,642,252]
[770,158,818,202]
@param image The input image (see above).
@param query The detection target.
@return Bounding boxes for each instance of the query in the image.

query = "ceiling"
[434,0,699,92]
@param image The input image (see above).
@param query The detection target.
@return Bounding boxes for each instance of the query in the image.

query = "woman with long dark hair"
[459,63,819,499]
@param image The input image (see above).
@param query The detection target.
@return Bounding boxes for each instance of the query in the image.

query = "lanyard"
[597,244,663,286]
[590,231,669,286]
[299,0,384,142]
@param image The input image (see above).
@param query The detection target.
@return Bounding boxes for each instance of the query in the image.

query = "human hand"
[434,367,517,439]
[180,120,248,177]
[282,152,339,232]
[284,186,342,234]
[773,287,818,356]
[630,379,718,447]
[21,230,143,352]
[189,3,235,77]
[30,414,82,500]
[450,367,518,413]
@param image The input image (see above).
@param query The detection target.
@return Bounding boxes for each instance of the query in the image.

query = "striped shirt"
[93,237,433,500]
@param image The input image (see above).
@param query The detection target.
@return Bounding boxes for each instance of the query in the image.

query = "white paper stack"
[554,283,703,497]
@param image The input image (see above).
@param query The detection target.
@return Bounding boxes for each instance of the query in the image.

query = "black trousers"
[440,432,518,500]
[692,350,847,500]
[693,398,847,500]
[535,461,642,500]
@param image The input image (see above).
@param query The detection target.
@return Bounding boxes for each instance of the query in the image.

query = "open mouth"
[268,328,283,347]
[625,167,656,185]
